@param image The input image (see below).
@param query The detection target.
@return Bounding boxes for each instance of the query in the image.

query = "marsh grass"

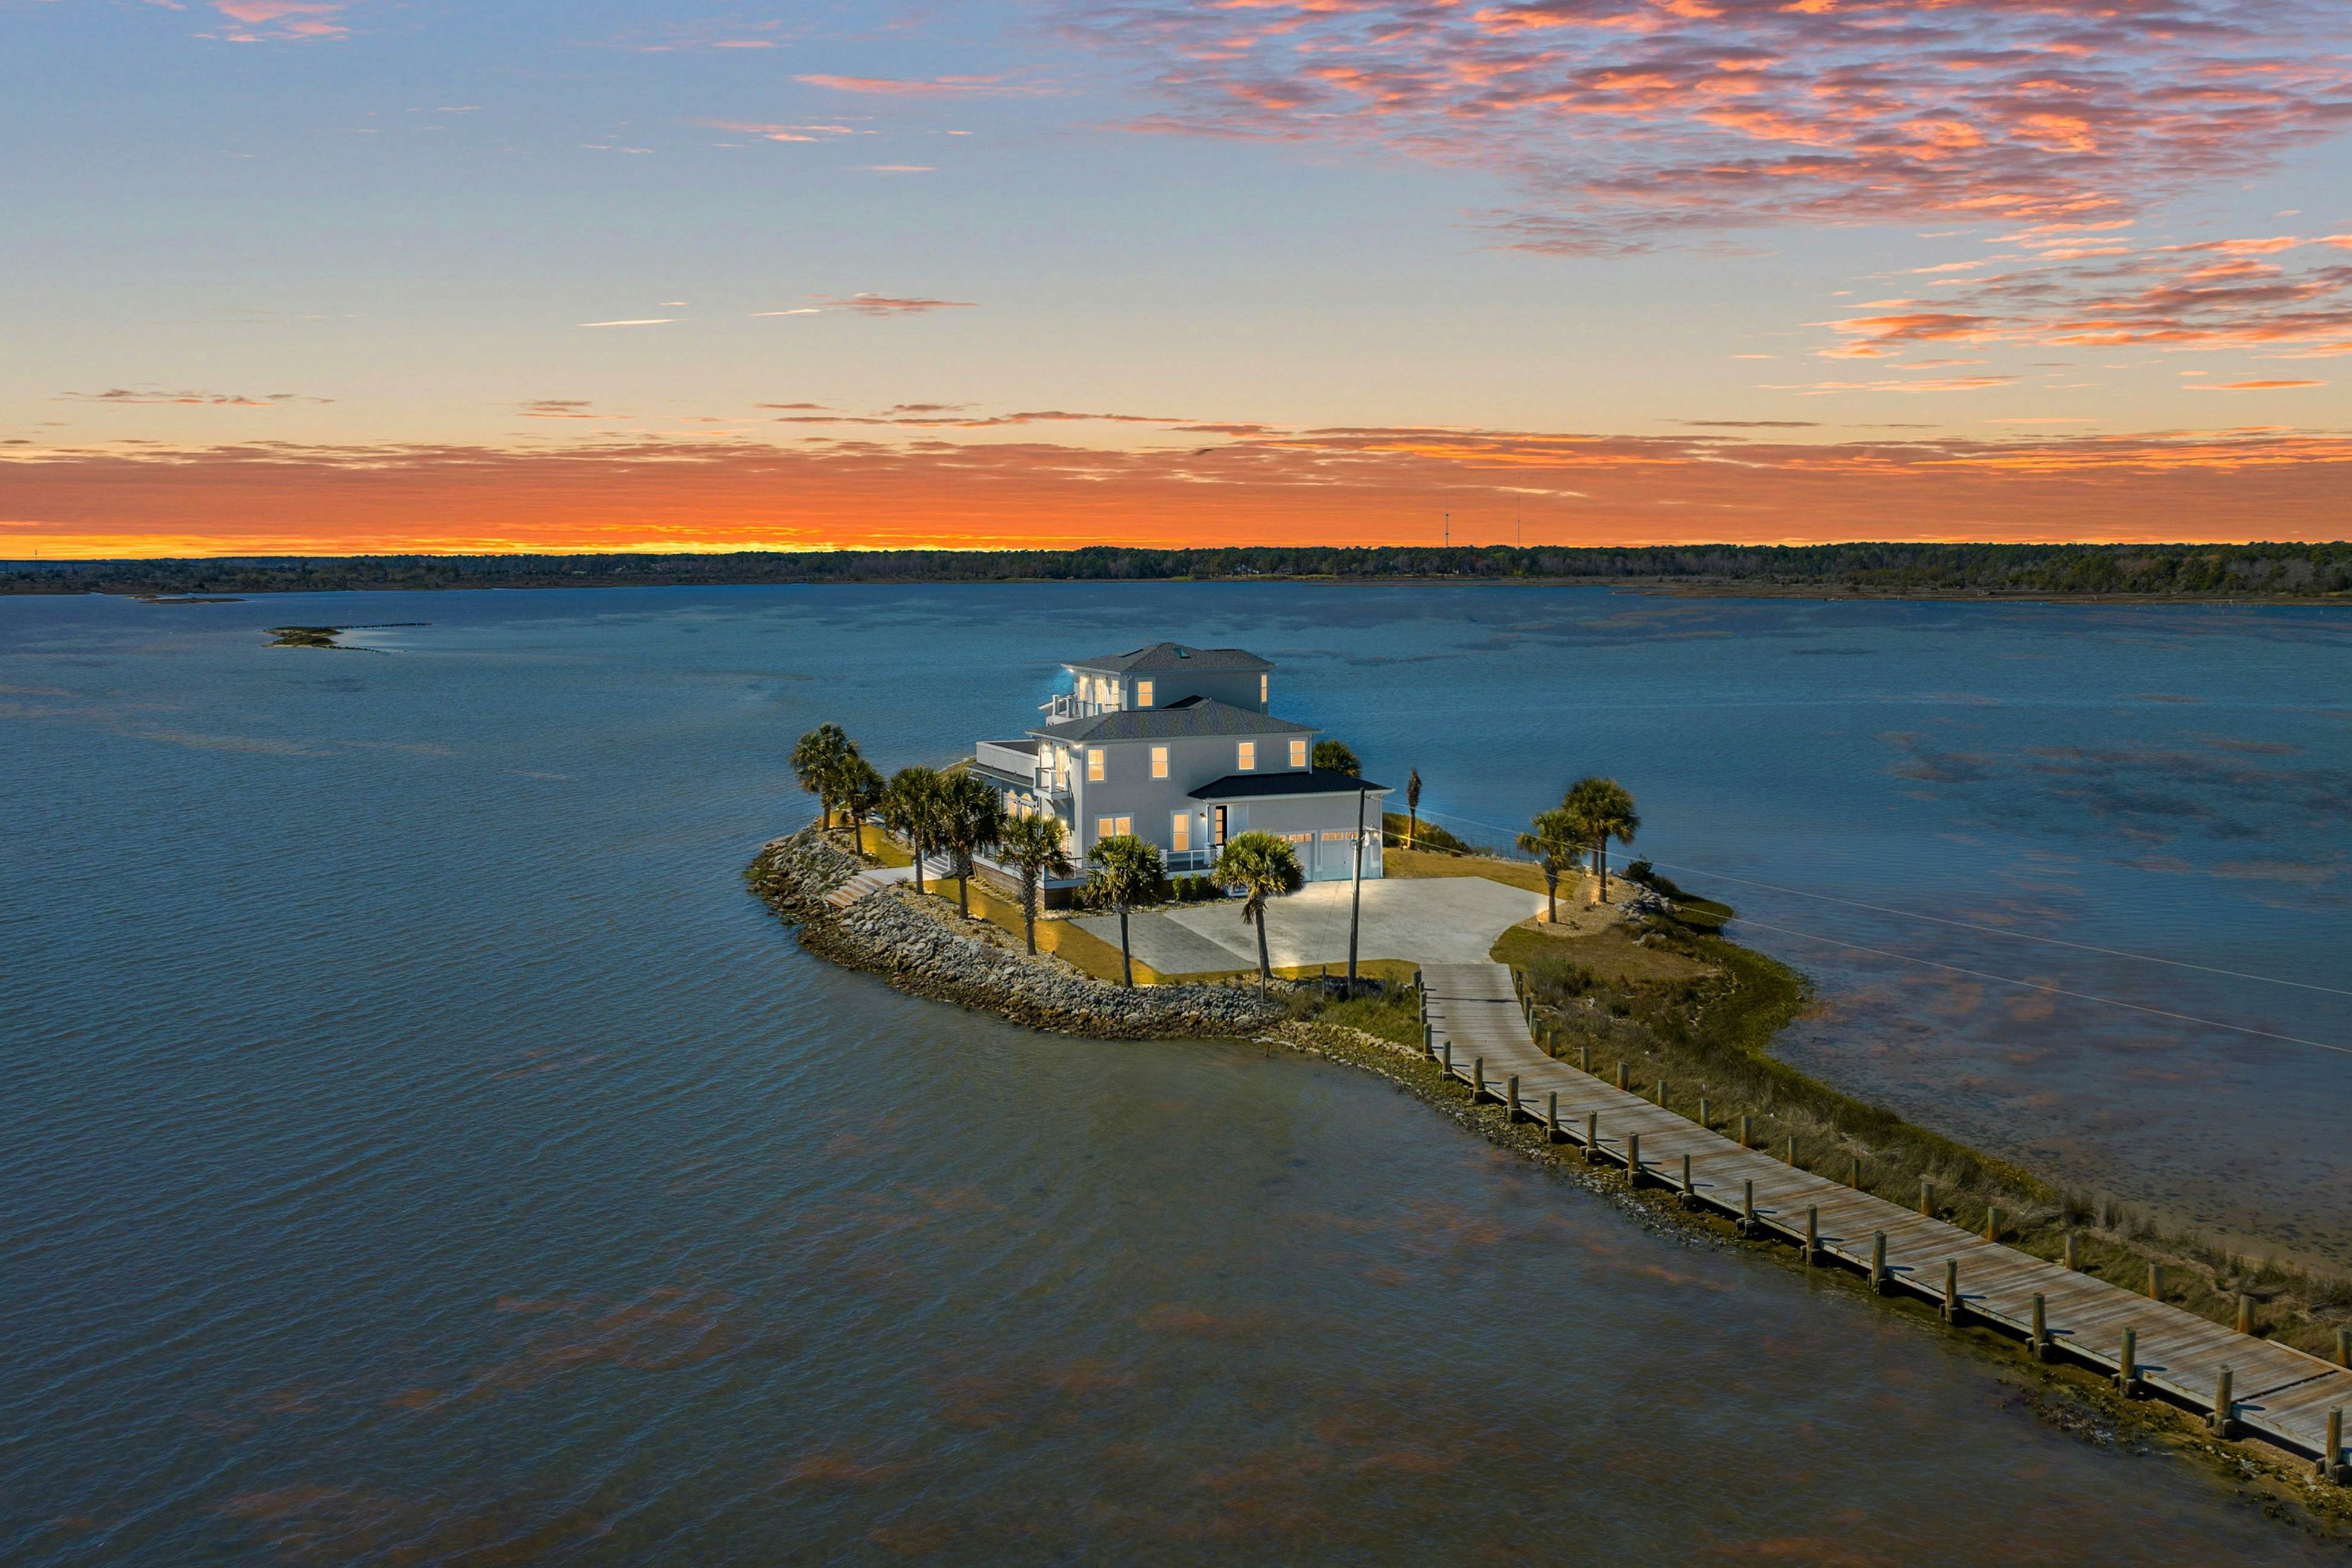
[1501,906,2352,1362]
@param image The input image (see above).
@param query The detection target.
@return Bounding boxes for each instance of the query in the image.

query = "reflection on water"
[2,586,2345,1563]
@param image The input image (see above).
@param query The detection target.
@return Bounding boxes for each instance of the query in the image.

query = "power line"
[1726,915,2352,1059]
[1407,800,2349,998]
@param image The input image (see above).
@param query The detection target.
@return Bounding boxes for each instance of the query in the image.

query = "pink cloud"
[1062,0,2352,256]
[207,0,350,40]
[793,74,1014,96]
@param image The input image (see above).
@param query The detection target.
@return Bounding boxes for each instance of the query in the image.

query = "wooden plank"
[1420,959,2348,1467]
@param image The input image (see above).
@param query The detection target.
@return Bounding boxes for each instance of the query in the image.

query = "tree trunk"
[1598,841,1608,902]
[1544,865,1557,922]
[1407,809,1417,851]
[1022,876,1038,955]
[1586,843,1602,905]
[912,839,926,895]
[1256,908,1271,987]
[957,868,970,919]
[1118,908,1134,987]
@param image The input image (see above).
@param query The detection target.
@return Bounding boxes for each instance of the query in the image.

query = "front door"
[1212,805,1227,847]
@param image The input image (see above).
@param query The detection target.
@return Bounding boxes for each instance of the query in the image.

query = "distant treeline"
[7,542,2350,598]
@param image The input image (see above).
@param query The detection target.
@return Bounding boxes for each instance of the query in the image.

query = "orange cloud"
[8,425,2347,558]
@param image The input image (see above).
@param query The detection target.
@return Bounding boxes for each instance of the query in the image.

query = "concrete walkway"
[1076,875,1542,976]
[1419,960,2352,1475]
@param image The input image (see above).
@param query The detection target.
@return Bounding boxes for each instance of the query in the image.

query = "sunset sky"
[5,0,2350,556]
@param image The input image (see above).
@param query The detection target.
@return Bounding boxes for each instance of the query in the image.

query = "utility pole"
[1345,783,1367,990]
[1443,511,1449,548]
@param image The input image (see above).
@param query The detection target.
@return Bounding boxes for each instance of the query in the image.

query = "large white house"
[971,642,1388,897]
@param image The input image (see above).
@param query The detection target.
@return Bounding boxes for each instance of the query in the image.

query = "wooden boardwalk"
[1419,961,2351,1475]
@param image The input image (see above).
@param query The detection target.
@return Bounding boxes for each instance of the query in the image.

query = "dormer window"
[1136,680,1154,707]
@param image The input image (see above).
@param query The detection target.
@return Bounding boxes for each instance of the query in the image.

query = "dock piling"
[2063,1231,2078,1271]
[1742,1179,1757,1236]
[1423,1022,1433,1057]
[2117,1327,2139,1396]
[2148,1262,2163,1301]
[1739,1114,1753,1149]
[2031,1293,2049,1360]
[1943,1260,1958,1323]
[1785,1135,1796,1166]
[1547,1091,1560,1142]
[1627,1132,1642,1187]
[2211,1367,2234,1438]
[1580,1042,1591,1073]
[1698,1096,1709,1130]
[1616,1062,1629,1092]
[1682,1154,1696,1206]
[2324,1408,2344,1484]
[2237,1294,2253,1336]
[1443,1042,1452,1080]
[1919,1180,1934,1217]
[1505,1073,1519,1122]
[1585,1112,1600,1165]
[1870,1231,1888,1294]
[1656,1079,1667,1108]
[1473,1056,1486,1102]
[2338,1328,2349,1369]
[1804,1204,1819,1265]
[1848,1155,1862,1189]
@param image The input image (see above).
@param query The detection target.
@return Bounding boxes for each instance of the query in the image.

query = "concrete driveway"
[1076,875,1543,975]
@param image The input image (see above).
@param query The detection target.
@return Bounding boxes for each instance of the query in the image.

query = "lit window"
[1087,748,1105,782]
[1171,812,1190,852]
[1289,738,1307,768]
[1259,672,1268,705]
[1237,741,1256,771]
[1137,680,1154,707]
[1096,816,1114,842]
[1114,815,1132,837]
[1151,745,1168,779]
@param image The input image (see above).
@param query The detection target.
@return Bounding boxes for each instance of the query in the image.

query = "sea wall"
[747,827,1284,1040]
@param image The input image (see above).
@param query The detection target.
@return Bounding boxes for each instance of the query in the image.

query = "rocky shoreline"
[747,826,1285,1039]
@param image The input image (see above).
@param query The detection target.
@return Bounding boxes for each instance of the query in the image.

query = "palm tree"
[790,724,854,831]
[999,813,1073,955]
[1516,806,1582,923]
[837,755,885,859]
[1083,834,1165,988]
[1405,768,1421,850]
[937,770,1006,920]
[880,765,944,894]
[1215,831,1304,988]
[1563,776,1640,903]
[1312,739,1359,775]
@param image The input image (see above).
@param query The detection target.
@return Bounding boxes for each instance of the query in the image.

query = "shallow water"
[2,584,2347,1563]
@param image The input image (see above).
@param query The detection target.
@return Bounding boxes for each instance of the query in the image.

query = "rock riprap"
[747,827,1283,1039]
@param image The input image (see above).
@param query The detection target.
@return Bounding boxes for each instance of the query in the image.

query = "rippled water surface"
[4,585,2348,1564]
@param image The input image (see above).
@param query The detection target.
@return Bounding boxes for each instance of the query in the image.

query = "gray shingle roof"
[1066,642,1272,675]
[1189,767,1390,802]
[1033,697,1309,743]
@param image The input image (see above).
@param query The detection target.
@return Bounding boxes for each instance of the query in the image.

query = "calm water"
[4,584,2348,1564]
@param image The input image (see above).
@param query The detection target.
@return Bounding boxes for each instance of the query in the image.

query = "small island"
[750,639,2352,1532]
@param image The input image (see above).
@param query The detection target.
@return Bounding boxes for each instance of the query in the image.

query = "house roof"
[1190,767,1391,802]
[1032,697,1310,744]
[1065,642,1273,675]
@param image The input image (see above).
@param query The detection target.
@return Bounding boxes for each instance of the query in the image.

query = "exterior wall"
[1066,730,1321,864]
[1069,666,1270,714]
